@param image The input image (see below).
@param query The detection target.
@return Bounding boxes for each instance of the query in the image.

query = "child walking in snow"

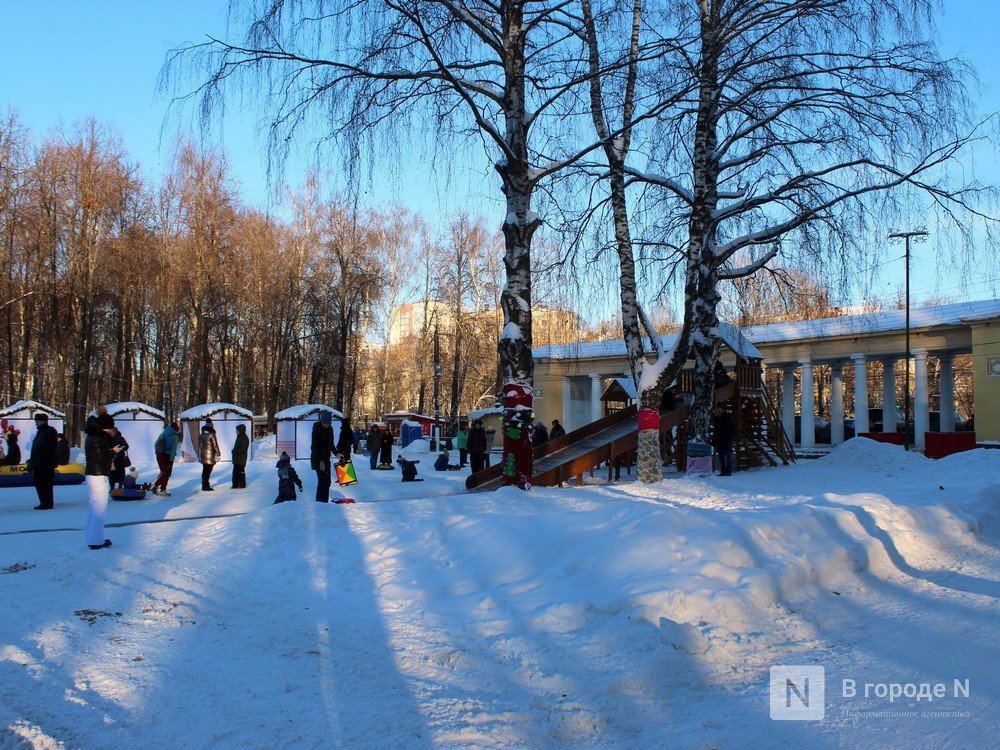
[274,451,303,503]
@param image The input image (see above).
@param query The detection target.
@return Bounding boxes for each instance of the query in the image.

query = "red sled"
[334,498,356,504]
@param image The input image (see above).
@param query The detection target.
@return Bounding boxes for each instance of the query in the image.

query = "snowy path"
[1,440,998,747]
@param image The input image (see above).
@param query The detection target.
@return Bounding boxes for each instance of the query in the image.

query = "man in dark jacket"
[366,425,383,470]
[467,420,488,473]
[231,423,250,489]
[29,412,58,510]
[711,406,735,477]
[311,411,335,502]
[550,420,566,439]
[532,422,549,447]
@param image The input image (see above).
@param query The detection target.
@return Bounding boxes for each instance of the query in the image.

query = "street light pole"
[432,324,441,451]
[888,228,928,451]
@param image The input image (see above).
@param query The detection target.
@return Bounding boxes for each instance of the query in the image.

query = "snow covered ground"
[1,439,997,748]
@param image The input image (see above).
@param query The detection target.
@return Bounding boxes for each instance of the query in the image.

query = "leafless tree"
[164,0,623,487]
[627,0,996,441]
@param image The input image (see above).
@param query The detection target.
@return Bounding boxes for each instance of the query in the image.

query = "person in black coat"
[311,411,335,503]
[231,423,250,489]
[467,420,488,473]
[366,425,383,470]
[107,428,130,489]
[85,414,119,550]
[661,386,679,412]
[532,422,549,447]
[711,406,735,477]
[336,416,354,461]
[28,413,58,510]
[55,433,71,465]
[550,420,566,439]
[3,431,20,466]
[379,428,393,467]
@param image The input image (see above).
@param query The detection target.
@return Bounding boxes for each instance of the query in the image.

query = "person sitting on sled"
[274,451,303,503]
[334,453,359,487]
[396,454,422,482]
[123,467,140,489]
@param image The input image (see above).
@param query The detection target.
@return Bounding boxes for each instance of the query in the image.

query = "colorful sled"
[110,487,148,501]
[335,460,358,486]
[0,463,86,489]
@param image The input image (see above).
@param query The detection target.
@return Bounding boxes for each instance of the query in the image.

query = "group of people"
[3,426,71,470]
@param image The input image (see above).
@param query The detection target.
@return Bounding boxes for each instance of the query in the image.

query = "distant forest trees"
[0,116,583,437]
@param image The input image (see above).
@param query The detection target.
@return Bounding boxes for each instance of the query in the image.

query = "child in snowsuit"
[396,455,422,482]
[434,449,459,471]
[274,451,303,503]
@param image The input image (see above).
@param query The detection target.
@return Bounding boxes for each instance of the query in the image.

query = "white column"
[562,376,573,432]
[939,354,955,432]
[782,366,796,445]
[589,373,603,423]
[852,354,869,433]
[831,362,845,444]
[882,359,896,433]
[913,349,930,449]
[800,358,815,448]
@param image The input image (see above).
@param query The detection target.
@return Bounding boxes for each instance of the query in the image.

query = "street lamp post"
[888,228,928,451]
[432,325,442,451]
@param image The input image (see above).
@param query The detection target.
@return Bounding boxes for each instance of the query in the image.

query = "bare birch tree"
[631,0,995,442]
[165,0,616,487]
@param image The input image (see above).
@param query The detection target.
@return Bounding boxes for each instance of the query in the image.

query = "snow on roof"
[604,378,638,400]
[467,406,502,420]
[714,322,764,359]
[274,404,344,420]
[0,400,66,419]
[90,401,166,419]
[179,403,253,420]
[385,411,435,420]
[401,419,424,428]
[535,299,1000,361]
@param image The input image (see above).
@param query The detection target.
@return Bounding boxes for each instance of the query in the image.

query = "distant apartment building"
[388,300,582,347]
[388,300,454,346]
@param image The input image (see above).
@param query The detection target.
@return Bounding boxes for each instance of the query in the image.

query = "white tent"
[274,404,344,460]
[179,403,253,463]
[91,402,166,467]
[0,400,66,457]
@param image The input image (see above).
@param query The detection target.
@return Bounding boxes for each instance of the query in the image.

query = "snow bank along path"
[0,438,998,747]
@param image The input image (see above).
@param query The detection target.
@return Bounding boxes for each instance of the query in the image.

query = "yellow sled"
[0,463,86,488]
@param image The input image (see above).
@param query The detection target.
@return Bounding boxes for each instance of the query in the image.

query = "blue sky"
[2,0,998,310]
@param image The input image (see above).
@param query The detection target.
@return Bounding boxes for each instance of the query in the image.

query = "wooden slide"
[466,380,739,492]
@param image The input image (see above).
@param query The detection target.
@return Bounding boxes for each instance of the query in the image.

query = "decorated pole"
[501,382,534,488]
[636,408,662,483]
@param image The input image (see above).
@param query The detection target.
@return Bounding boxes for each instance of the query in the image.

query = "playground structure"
[466,357,794,491]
